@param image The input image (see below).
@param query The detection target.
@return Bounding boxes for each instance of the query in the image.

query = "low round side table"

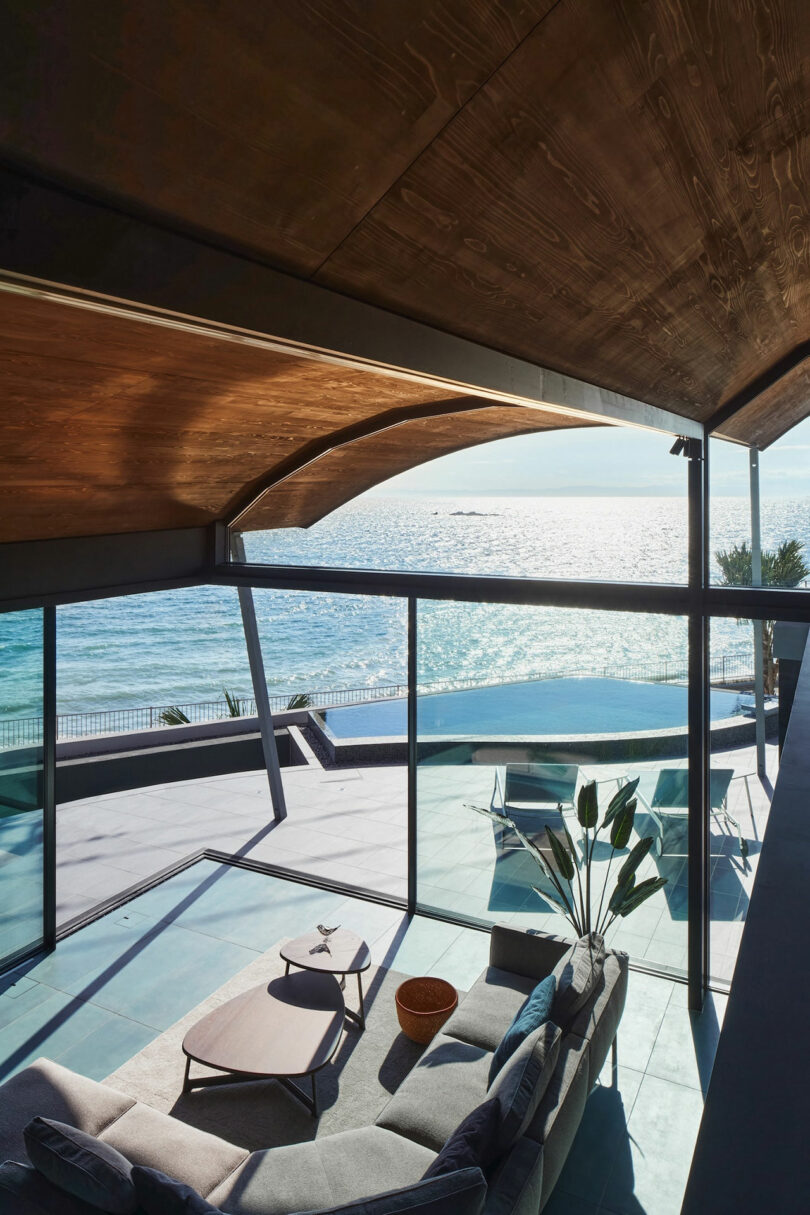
[281,929,371,1030]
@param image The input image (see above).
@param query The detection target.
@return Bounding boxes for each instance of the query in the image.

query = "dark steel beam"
[0,168,700,437]
[407,597,417,917]
[42,604,57,952]
[0,526,213,612]
[216,563,694,615]
[706,340,810,436]
[687,441,708,1012]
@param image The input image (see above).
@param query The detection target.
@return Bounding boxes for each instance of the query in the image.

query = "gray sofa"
[0,925,628,1213]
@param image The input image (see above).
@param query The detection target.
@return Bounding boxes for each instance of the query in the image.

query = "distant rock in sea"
[449,510,499,517]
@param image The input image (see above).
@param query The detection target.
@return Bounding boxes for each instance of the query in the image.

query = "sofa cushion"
[422,1099,502,1180]
[442,968,536,1053]
[132,1166,221,1213]
[292,1167,487,1215]
[209,1126,434,1215]
[488,1022,560,1157]
[567,951,628,1089]
[488,975,556,1085]
[550,934,606,1029]
[523,1033,591,1206]
[24,1116,136,1214]
[0,1160,100,1215]
[375,1034,492,1153]
[0,1058,135,1170]
[484,1137,544,1215]
[97,1102,247,1199]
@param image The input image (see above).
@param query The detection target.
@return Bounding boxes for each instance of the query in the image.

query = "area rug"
[103,942,448,1152]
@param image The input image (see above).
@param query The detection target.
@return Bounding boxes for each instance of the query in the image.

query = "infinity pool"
[318,677,742,739]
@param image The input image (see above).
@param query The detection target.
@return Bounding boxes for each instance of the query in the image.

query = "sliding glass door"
[0,608,46,966]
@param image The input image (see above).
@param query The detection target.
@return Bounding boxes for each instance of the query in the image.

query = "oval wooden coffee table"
[181,971,344,1116]
[280,929,371,1030]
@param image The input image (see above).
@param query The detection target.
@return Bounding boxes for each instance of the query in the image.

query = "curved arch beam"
[232,403,598,533]
[226,397,497,528]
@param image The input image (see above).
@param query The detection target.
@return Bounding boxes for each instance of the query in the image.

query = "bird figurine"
[311,924,340,955]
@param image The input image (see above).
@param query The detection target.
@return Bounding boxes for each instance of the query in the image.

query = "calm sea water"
[1,494,808,719]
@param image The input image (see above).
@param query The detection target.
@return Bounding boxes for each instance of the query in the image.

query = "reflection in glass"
[415,603,691,977]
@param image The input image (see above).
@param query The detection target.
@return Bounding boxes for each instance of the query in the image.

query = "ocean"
[1,494,809,721]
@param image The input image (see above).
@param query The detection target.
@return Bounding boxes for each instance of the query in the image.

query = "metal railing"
[0,652,756,748]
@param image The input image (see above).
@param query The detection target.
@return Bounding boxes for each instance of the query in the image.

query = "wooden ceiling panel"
[242,406,595,531]
[716,359,810,450]
[317,0,810,420]
[0,0,553,273]
[0,289,593,543]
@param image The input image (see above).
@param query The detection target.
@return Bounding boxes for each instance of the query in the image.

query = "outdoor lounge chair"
[492,762,579,816]
[637,767,748,859]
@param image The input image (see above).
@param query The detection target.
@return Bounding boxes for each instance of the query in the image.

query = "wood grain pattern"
[0,290,590,543]
[317,0,810,425]
[0,0,552,273]
[0,0,808,551]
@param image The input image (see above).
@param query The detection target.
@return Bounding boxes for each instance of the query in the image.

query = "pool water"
[318,677,742,739]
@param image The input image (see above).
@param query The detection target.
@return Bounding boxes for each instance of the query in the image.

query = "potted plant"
[470,777,667,937]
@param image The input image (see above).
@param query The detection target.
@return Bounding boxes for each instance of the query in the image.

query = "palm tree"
[286,692,312,710]
[715,539,809,693]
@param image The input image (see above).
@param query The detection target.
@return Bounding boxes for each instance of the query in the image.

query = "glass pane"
[0,608,44,964]
[708,614,789,986]
[710,430,810,591]
[415,601,703,978]
[234,427,688,584]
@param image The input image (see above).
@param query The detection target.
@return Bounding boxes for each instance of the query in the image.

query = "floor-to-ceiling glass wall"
[415,601,693,977]
[0,608,45,966]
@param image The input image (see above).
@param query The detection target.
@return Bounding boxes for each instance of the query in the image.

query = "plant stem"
[595,846,616,936]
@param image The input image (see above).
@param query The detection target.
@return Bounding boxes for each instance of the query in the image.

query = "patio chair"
[492,762,579,816]
[638,767,747,859]
[488,763,580,907]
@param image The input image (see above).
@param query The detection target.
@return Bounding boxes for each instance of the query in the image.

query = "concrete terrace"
[56,740,775,985]
[3,860,726,1215]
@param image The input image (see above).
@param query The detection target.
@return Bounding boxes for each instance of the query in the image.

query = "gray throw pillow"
[0,1160,98,1215]
[132,1167,221,1213]
[550,933,606,1028]
[23,1117,136,1215]
[487,1022,560,1156]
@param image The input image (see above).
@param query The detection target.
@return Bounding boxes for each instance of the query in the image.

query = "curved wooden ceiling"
[0,289,594,543]
[0,0,808,542]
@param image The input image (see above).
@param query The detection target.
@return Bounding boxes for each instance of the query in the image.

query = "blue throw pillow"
[422,1098,502,1179]
[488,974,556,1085]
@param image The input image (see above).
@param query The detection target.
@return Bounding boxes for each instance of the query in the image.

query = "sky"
[370,416,810,498]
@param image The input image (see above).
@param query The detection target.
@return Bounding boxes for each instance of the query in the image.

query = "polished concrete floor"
[1,861,722,1214]
[55,741,775,986]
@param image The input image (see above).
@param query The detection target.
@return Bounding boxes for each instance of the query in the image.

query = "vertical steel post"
[687,437,708,1011]
[231,533,286,821]
[749,448,766,775]
[407,596,417,917]
[42,604,57,951]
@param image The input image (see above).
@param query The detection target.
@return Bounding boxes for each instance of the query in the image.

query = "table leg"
[284,960,291,976]
[311,1072,318,1118]
[357,972,366,1030]
[182,1055,191,1094]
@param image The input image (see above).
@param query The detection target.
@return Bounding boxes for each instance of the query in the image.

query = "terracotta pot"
[395,976,458,1044]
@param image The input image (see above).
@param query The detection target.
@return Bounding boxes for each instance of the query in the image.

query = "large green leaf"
[616,876,668,916]
[615,835,653,887]
[609,799,636,850]
[602,777,640,828]
[608,873,635,915]
[577,781,598,828]
[546,826,575,882]
[531,884,575,921]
